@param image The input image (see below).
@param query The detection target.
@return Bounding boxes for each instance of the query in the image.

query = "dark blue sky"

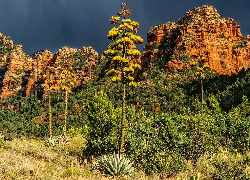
[0,0,249,55]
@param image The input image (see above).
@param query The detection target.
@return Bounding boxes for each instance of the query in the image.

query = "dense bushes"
[82,89,250,175]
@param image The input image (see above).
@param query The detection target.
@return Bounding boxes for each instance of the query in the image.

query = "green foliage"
[99,153,134,177]
[156,35,177,50]
[225,96,250,152]
[0,47,12,54]
[205,93,221,114]
[190,173,201,180]
[61,167,81,177]
[44,137,59,147]
[211,160,249,179]
[233,41,246,49]
[178,173,201,180]
[83,90,122,156]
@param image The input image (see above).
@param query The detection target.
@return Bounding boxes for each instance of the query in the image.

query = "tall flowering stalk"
[41,54,58,138]
[59,61,76,137]
[104,3,143,154]
[191,34,210,115]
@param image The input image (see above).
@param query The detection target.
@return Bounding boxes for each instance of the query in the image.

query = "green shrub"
[83,90,122,156]
[61,167,81,177]
[44,137,59,147]
[211,160,249,179]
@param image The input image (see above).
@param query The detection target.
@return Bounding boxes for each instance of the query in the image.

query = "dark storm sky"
[0,0,249,55]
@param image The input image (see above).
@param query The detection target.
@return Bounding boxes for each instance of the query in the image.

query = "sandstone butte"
[0,33,99,100]
[1,5,250,100]
[141,5,250,75]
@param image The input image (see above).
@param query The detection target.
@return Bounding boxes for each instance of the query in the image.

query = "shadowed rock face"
[26,46,99,98]
[0,33,99,99]
[0,32,33,98]
[141,5,250,75]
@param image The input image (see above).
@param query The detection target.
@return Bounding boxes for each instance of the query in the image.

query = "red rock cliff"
[141,5,250,75]
[0,32,99,99]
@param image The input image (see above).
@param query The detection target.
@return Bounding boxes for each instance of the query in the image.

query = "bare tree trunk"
[201,79,203,116]
[49,91,52,138]
[120,43,126,156]
[64,90,68,136]
[121,82,126,155]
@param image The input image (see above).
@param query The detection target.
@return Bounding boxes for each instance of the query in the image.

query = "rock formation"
[0,32,99,99]
[141,5,250,75]
[0,33,34,98]
[1,5,250,100]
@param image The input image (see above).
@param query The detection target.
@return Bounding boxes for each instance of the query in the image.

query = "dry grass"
[0,136,160,180]
[0,137,250,180]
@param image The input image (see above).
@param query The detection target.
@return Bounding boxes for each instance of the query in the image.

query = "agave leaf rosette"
[100,153,134,176]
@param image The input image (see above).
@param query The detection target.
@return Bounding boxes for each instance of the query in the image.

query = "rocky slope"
[141,5,250,75]
[0,32,99,99]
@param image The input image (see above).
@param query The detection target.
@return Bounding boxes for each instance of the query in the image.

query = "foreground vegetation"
[0,136,250,179]
[0,54,250,179]
[0,3,250,179]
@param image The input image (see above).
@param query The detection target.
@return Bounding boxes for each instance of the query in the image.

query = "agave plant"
[44,137,59,147]
[99,152,134,176]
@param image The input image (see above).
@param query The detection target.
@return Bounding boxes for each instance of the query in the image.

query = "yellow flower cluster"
[195,72,200,76]
[108,42,123,50]
[127,75,134,81]
[125,33,143,44]
[131,21,139,28]
[49,80,55,84]
[112,76,121,82]
[106,68,118,75]
[62,70,67,74]
[203,64,209,68]
[116,37,134,45]
[123,66,134,73]
[107,27,120,40]
[70,81,74,86]
[66,74,72,79]
[197,67,203,71]
[112,56,128,63]
[131,63,142,70]
[118,23,133,31]
[190,61,197,66]
[126,49,141,57]
[104,49,118,55]
[62,86,68,90]
[122,19,131,24]
[129,81,137,87]
[110,16,120,24]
